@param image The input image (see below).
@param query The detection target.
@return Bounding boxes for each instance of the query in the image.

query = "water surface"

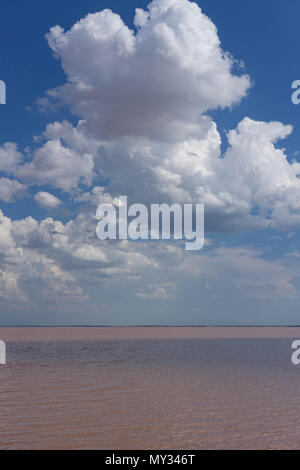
[0,327,299,450]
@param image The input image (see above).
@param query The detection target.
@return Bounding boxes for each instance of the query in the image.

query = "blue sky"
[1,0,300,325]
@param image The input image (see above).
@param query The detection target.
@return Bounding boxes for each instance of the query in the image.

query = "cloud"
[0,203,299,318]
[45,0,250,141]
[0,211,15,253]
[0,208,163,307]
[0,178,27,202]
[15,0,299,232]
[26,0,299,232]
[17,139,94,191]
[176,246,299,300]
[136,282,177,300]
[73,244,108,263]
[34,191,62,209]
[38,115,300,232]
[0,143,23,173]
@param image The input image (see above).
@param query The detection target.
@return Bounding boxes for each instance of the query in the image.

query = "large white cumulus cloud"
[33,116,300,231]
[45,0,250,141]
[2,0,299,234]
[33,0,299,231]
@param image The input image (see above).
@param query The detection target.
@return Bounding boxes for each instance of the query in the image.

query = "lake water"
[0,327,300,450]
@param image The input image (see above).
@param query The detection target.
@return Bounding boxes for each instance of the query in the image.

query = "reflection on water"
[0,329,299,449]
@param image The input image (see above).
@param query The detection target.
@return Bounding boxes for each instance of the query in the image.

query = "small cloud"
[34,191,62,209]
[136,283,177,300]
[285,250,300,258]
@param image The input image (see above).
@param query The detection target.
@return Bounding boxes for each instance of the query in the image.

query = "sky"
[1,0,300,325]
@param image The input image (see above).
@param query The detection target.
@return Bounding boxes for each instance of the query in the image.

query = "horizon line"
[1,325,300,328]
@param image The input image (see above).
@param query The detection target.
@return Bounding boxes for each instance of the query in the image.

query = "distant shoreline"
[1,325,300,328]
[1,325,300,342]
